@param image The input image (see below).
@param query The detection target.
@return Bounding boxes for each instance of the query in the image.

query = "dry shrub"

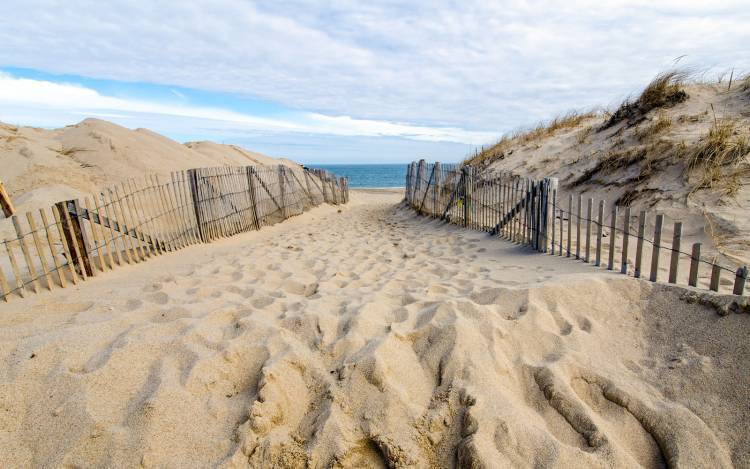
[686,119,750,195]
[635,113,672,141]
[601,71,688,130]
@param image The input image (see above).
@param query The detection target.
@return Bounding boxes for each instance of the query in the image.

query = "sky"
[0,1,748,164]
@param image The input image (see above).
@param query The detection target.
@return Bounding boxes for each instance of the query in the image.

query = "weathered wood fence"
[405,159,747,297]
[0,165,349,302]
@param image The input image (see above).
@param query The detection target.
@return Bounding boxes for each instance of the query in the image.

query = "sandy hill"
[0,118,300,216]
[467,72,750,269]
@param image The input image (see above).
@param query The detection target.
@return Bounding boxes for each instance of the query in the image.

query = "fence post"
[688,243,701,287]
[575,194,582,259]
[56,200,94,278]
[0,181,14,217]
[649,214,664,282]
[607,205,617,271]
[620,207,631,274]
[187,169,205,242]
[668,222,682,283]
[433,162,442,218]
[567,194,573,257]
[710,264,721,292]
[462,167,469,227]
[551,187,557,255]
[734,266,747,295]
[634,210,647,278]
[595,200,604,266]
[585,198,593,262]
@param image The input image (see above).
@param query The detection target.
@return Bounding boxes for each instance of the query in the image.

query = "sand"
[0,189,746,468]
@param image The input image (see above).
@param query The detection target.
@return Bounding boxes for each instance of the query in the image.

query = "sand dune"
[0,118,299,217]
[468,78,750,270]
[0,190,746,468]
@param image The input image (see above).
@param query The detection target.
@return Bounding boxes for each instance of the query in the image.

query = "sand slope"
[470,82,750,269]
[0,118,298,216]
[0,190,746,468]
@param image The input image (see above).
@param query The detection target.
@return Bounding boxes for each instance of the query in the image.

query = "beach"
[0,189,746,468]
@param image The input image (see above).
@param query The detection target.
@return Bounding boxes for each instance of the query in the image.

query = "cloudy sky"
[0,1,748,163]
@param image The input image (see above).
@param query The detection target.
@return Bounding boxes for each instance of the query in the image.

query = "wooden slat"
[12,216,40,292]
[39,208,65,288]
[111,187,136,264]
[0,260,10,301]
[151,175,177,250]
[52,204,78,284]
[149,176,172,251]
[101,191,124,266]
[91,194,116,268]
[4,238,25,297]
[168,172,190,247]
[128,179,155,258]
[84,197,108,271]
[121,183,146,261]
[26,211,53,289]
[0,181,14,217]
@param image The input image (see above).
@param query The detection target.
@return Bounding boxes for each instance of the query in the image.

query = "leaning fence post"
[649,214,664,282]
[668,222,682,284]
[734,266,748,295]
[56,200,94,278]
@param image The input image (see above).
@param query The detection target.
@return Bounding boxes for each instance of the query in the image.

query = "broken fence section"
[405,159,747,297]
[0,165,349,302]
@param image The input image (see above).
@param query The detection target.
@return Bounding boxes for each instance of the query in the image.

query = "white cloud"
[0,0,747,135]
[0,73,495,144]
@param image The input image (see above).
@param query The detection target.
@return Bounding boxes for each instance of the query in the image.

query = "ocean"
[306,164,408,188]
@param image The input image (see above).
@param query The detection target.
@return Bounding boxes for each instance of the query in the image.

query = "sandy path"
[0,189,747,468]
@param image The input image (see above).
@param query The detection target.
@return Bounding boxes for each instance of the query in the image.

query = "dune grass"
[601,70,689,130]
[686,119,750,195]
[635,113,672,141]
[465,110,598,166]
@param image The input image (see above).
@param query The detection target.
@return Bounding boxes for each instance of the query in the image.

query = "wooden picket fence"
[0,165,349,302]
[405,159,748,296]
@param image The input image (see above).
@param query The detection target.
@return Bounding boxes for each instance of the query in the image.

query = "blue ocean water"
[307,164,408,188]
